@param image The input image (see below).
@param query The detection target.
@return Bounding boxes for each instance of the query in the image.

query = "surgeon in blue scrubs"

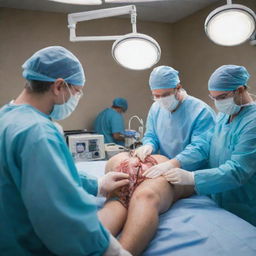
[0,46,131,256]
[94,98,128,145]
[134,65,216,172]
[144,65,256,226]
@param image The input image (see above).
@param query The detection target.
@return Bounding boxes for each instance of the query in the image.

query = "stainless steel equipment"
[124,115,144,149]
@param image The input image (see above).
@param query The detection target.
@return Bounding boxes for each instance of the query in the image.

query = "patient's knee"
[131,188,161,209]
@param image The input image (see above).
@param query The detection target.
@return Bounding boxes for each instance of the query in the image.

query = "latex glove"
[164,168,195,185]
[133,144,153,161]
[143,161,175,178]
[98,172,129,197]
[104,235,132,256]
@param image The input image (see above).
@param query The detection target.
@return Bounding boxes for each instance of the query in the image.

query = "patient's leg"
[98,200,127,236]
[118,177,172,256]
[99,152,194,254]
[119,178,194,256]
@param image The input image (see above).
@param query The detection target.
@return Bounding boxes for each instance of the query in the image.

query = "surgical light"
[205,0,256,46]
[105,0,163,2]
[68,5,161,70]
[112,33,160,70]
[50,0,102,4]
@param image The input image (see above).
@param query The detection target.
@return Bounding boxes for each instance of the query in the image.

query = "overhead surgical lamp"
[50,0,102,4]
[68,5,161,70]
[205,0,256,46]
[105,0,163,2]
[50,0,164,4]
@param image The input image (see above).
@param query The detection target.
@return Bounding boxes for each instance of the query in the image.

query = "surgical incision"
[107,152,158,208]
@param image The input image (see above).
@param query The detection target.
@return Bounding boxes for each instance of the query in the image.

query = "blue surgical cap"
[113,98,128,112]
[149,66,180,90]
[208,65,250,91]
[22,46,85,86]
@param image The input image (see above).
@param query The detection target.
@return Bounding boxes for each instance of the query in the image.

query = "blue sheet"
[76,161,256,256]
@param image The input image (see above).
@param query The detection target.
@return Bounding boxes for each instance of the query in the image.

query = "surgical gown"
[0,103,109,255]
[143,95,216,170]
[179,104,256,226]
[94,108,125,145]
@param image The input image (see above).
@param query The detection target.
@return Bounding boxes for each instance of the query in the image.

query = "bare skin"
[98,152,194,256]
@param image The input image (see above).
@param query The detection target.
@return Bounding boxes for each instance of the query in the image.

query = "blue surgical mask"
[155,94,179,112]
[50,84,82,120]
[214,97,241,115]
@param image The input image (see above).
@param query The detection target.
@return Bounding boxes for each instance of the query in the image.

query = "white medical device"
[66,134,105,161]
[105,143,127,159]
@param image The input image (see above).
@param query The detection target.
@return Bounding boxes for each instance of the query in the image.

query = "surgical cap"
[149,66,180,90]
[113,98,128,112]
[208,65,250,91]
[22,46,85,86]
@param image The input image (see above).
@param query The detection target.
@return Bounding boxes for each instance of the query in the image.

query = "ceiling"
[0,0,220,23]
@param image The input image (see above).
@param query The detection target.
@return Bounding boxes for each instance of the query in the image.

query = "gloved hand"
[104,235,132,256]
[164,168,195,185]
[133,144,153,161]
[143,161,175,178]
[98,172,129,197]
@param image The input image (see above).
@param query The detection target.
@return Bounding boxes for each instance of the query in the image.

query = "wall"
[0,7,173,130]
[172,0,256,109]
[1,1,256,131]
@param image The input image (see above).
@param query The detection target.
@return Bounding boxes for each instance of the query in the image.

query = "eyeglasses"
[66,83,84,98]
[73,88,84,98]
[209,91,234,101]
[152,90,176,100]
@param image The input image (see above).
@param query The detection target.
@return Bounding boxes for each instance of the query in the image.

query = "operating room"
[1,0,256,255]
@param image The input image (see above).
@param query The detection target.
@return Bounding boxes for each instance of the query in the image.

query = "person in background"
[94,97,128,145]
[145,65,256,226]
[0,46,131,256]
[134,65,216,173]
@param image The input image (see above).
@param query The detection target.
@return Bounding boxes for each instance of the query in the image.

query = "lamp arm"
[226,0,232,5]
[68,5,137,42]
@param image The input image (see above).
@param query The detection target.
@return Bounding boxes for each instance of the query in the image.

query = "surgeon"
[94,97,128,145]
[134,65,216,172]
[144,65,256,226]
[0,46,131,256]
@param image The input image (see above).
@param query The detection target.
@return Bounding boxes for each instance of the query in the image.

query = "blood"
[115,153,157,208]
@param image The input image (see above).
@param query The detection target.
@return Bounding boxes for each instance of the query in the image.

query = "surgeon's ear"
[176,84,182,89]
[237,86,246,94]
[51,78,66,96]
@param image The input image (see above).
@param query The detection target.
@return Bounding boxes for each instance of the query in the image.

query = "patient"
[98,152,195,256]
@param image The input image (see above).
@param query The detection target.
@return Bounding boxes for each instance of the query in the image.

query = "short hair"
[112,105,122,109]
[25,80,53,94]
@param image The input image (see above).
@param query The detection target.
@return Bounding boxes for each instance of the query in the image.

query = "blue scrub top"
[198,105,256,225]
[94,108,125,145]
[0,103,109,256]
[180,104,256,226]
[143,95,216,170]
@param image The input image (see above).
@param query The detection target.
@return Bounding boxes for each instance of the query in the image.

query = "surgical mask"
[155,94,179,112]
[50,84,82,120]
[214,97,241,115]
